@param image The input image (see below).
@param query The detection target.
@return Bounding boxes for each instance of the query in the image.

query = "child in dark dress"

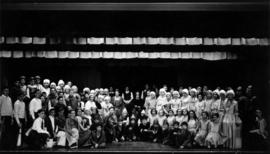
[124,115,139,141]
[104,107,119,143]
[161,121,170,145]
[169,121,181,147]
[177,122,192,149]
[149,119,162,143]
[138,116,151,141]
[91,123,106,149]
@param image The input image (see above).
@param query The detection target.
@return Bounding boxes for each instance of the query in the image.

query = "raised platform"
[0,142,268,154]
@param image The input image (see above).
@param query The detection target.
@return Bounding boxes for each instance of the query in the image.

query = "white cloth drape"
[33,37,46,44]
[87,37,104,44]
[13,51,24,58]
[0,51,238,60]
[133,37,147,44]
[175,37,186,45]
[204,38,214,45]
[0,36,268,46]
[159,37,175,45]
[0,37,5,44]
[232,38,241,45]
[6,37,19,44]
[21,37,33,44]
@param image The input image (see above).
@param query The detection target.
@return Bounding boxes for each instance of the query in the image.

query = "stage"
[0,142,268,154]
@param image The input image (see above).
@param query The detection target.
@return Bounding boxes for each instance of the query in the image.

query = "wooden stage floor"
[0,142,268,154]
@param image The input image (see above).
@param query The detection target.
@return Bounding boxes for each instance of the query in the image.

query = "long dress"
[156,96,166,112]
[55,115,66,146]
[194,119,210,145]
[222,99,240,149]
[112,96,124,117]
[188,97,198,112]
[145,98,157,115]
[211,99,221,114]
[195,100,205,119]
[77,116,92,147]
[204,99,213,113]
[180,96,191,110]
[65,118,79,146]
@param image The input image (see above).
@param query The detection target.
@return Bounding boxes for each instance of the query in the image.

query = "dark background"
[0,7,269,112]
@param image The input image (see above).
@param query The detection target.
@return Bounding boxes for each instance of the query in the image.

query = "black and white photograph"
[0,0,269,154]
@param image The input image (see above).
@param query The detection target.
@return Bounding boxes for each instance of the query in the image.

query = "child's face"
[131,119,135,124]
[212,115,217,121]
[198,95,202,101]
[166,94,171,100]
[84,110,91,115]
[174,124,179,129]
[189,112,194,118]
[183,110,187,115]
[109,108,115,114]
[159,110,164,116]
[181,125,187,130]
[190,91,195,97]
[177,110,181,116]
[169,111,173,116]
[151,110,157,115]
[163,124,168,130]
[77,110,82,116]
[97,126,102,131]
[202,113,207,119]
[123,111,128,117]
[142,119,147,125]
[95,119,99,124]
[207,93,212,99]
[39,111,45,119]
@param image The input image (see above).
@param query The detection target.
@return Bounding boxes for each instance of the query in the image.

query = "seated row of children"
[25,104,227,150]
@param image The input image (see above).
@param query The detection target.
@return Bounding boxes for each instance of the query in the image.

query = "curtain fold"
[6,37,20,44]
[133,37,147,45]
[186,37,202,45]
[232,38,241,45]
[13,51,24,58]
[175,37,186,45]
[87,37,104,44]
[0,36,268,46]
[58,51,69,58]
[21,37,33,44]
[33,37,46,44]
[0,51,238,60]
[246,38,259,45]
[79,51,92,59]
[0,37,5,44]
[25,51,36,58]
[159,38,175,45]
[203,38,214,45]
[147,37,160,45]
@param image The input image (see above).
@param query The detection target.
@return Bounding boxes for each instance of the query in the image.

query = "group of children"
[0,75,267,150]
